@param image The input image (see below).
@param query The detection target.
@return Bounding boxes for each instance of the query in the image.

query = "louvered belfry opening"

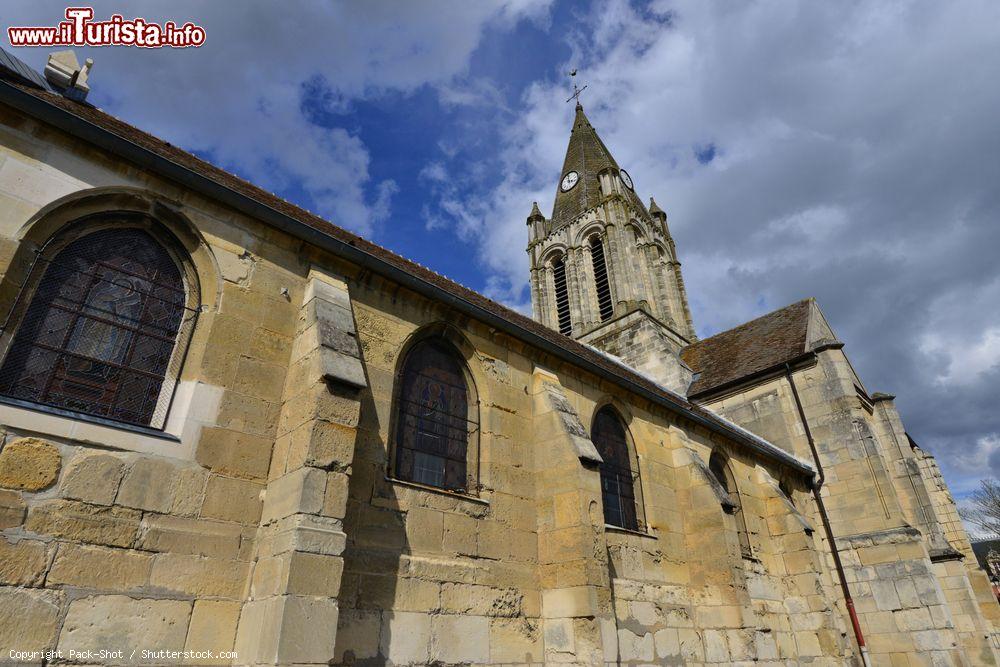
[589,235,613,321]
[0,226,196,429]
[552,257,572,336]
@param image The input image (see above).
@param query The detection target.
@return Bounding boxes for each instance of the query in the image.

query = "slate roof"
[551,104,650,227]
[0,53,814,475]
[681,299,814,398]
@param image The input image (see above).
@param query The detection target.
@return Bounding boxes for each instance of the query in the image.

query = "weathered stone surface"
[273,596,340,663]
[139,515,243,559]
[0,536,49,585]
[57,595,191,663]
[0,488,26,528]
[196,427,272,480]
[60,453,125,505]
[171,464,210,517]
[184,600,241,658]
[490,618,542,664]
[48,543,152,590]
[25,499,141,548]
[201,475,264,524]
[431,614,490,664]
[0,587,62,654]
[0,437,61,491]
[334,610,381,663]
[116,458,179,513]
[149,553,248,598]
[380,611,431,665]
[260,467,326,523]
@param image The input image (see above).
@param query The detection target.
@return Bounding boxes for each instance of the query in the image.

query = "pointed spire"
[549,103,651,227]
[551,103,623,226]
[649,196,665,218]
[528,201,544,221]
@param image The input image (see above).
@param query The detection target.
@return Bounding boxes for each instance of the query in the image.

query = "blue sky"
[6,1,1000,530]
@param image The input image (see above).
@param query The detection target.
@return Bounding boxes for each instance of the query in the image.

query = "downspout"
[785,362,872,667]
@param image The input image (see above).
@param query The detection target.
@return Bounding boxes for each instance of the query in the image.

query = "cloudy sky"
[6,1,1000,528]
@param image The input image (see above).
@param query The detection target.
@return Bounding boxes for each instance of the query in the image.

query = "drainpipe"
[785,362,872,667]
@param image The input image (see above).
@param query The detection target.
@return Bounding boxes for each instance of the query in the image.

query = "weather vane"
[566,69,587,105]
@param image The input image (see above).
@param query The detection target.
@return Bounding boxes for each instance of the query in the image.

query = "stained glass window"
[394,338,476,492]
[593,406,639,530]
[0,227,188,428]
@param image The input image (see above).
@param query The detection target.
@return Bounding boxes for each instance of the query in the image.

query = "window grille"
[589,236,613,322]
[0,227,197,430]
[593,407,644,531]
[710,452,752,558]
[552,258,572,336]
[393,338,479,493]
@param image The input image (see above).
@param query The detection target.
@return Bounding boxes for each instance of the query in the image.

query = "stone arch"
[590,402,644,531]
[574,221,606,247]
[539,243,569,267]
[387,322,483,494]
[0,193,213,429]
[6,187,218,311]
[624,219,648,244]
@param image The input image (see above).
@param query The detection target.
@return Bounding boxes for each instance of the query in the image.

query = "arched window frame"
[0,213,200,431]
[388,329,481,495]
[709,451,752,558]
[591,404,645,532]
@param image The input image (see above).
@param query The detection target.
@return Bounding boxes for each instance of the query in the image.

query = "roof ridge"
[692,297,814,345]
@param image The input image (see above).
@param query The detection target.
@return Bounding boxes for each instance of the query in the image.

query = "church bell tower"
[527,102,697,393]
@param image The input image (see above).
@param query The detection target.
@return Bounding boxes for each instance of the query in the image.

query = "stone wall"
[701,344,1000,665]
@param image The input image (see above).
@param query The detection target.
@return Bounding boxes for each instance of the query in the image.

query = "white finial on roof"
[44,50,93,98]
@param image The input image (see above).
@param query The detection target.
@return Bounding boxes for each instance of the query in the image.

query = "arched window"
[709,452,752,558]
[393,337,478,492]
[592,406,640,530]
[551,256,571,335]
[589,235,613,322]
[0,227,191,428]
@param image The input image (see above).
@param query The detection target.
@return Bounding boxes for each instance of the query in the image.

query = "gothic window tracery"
[592,406,641,531]
[393,337,478,493]
[0,226,192,428]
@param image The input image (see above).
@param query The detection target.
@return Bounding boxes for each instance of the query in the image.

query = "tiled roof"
[682,299,813,398]
[0,67,813,475]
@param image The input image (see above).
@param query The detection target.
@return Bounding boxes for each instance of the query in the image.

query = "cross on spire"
[565,69,587,106]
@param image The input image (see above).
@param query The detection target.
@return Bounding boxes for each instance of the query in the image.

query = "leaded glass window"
[593,406,640,531]
[393,338,477,492]
[0,227,192,428]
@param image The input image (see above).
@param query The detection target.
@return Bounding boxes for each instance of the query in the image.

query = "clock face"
[619,169,634,190]
[560,171,579,192]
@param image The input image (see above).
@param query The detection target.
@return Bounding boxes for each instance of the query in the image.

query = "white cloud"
[4,0,553,234]
[422,0,1000,496]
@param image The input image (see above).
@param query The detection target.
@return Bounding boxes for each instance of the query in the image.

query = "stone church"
[0,48,995,666]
